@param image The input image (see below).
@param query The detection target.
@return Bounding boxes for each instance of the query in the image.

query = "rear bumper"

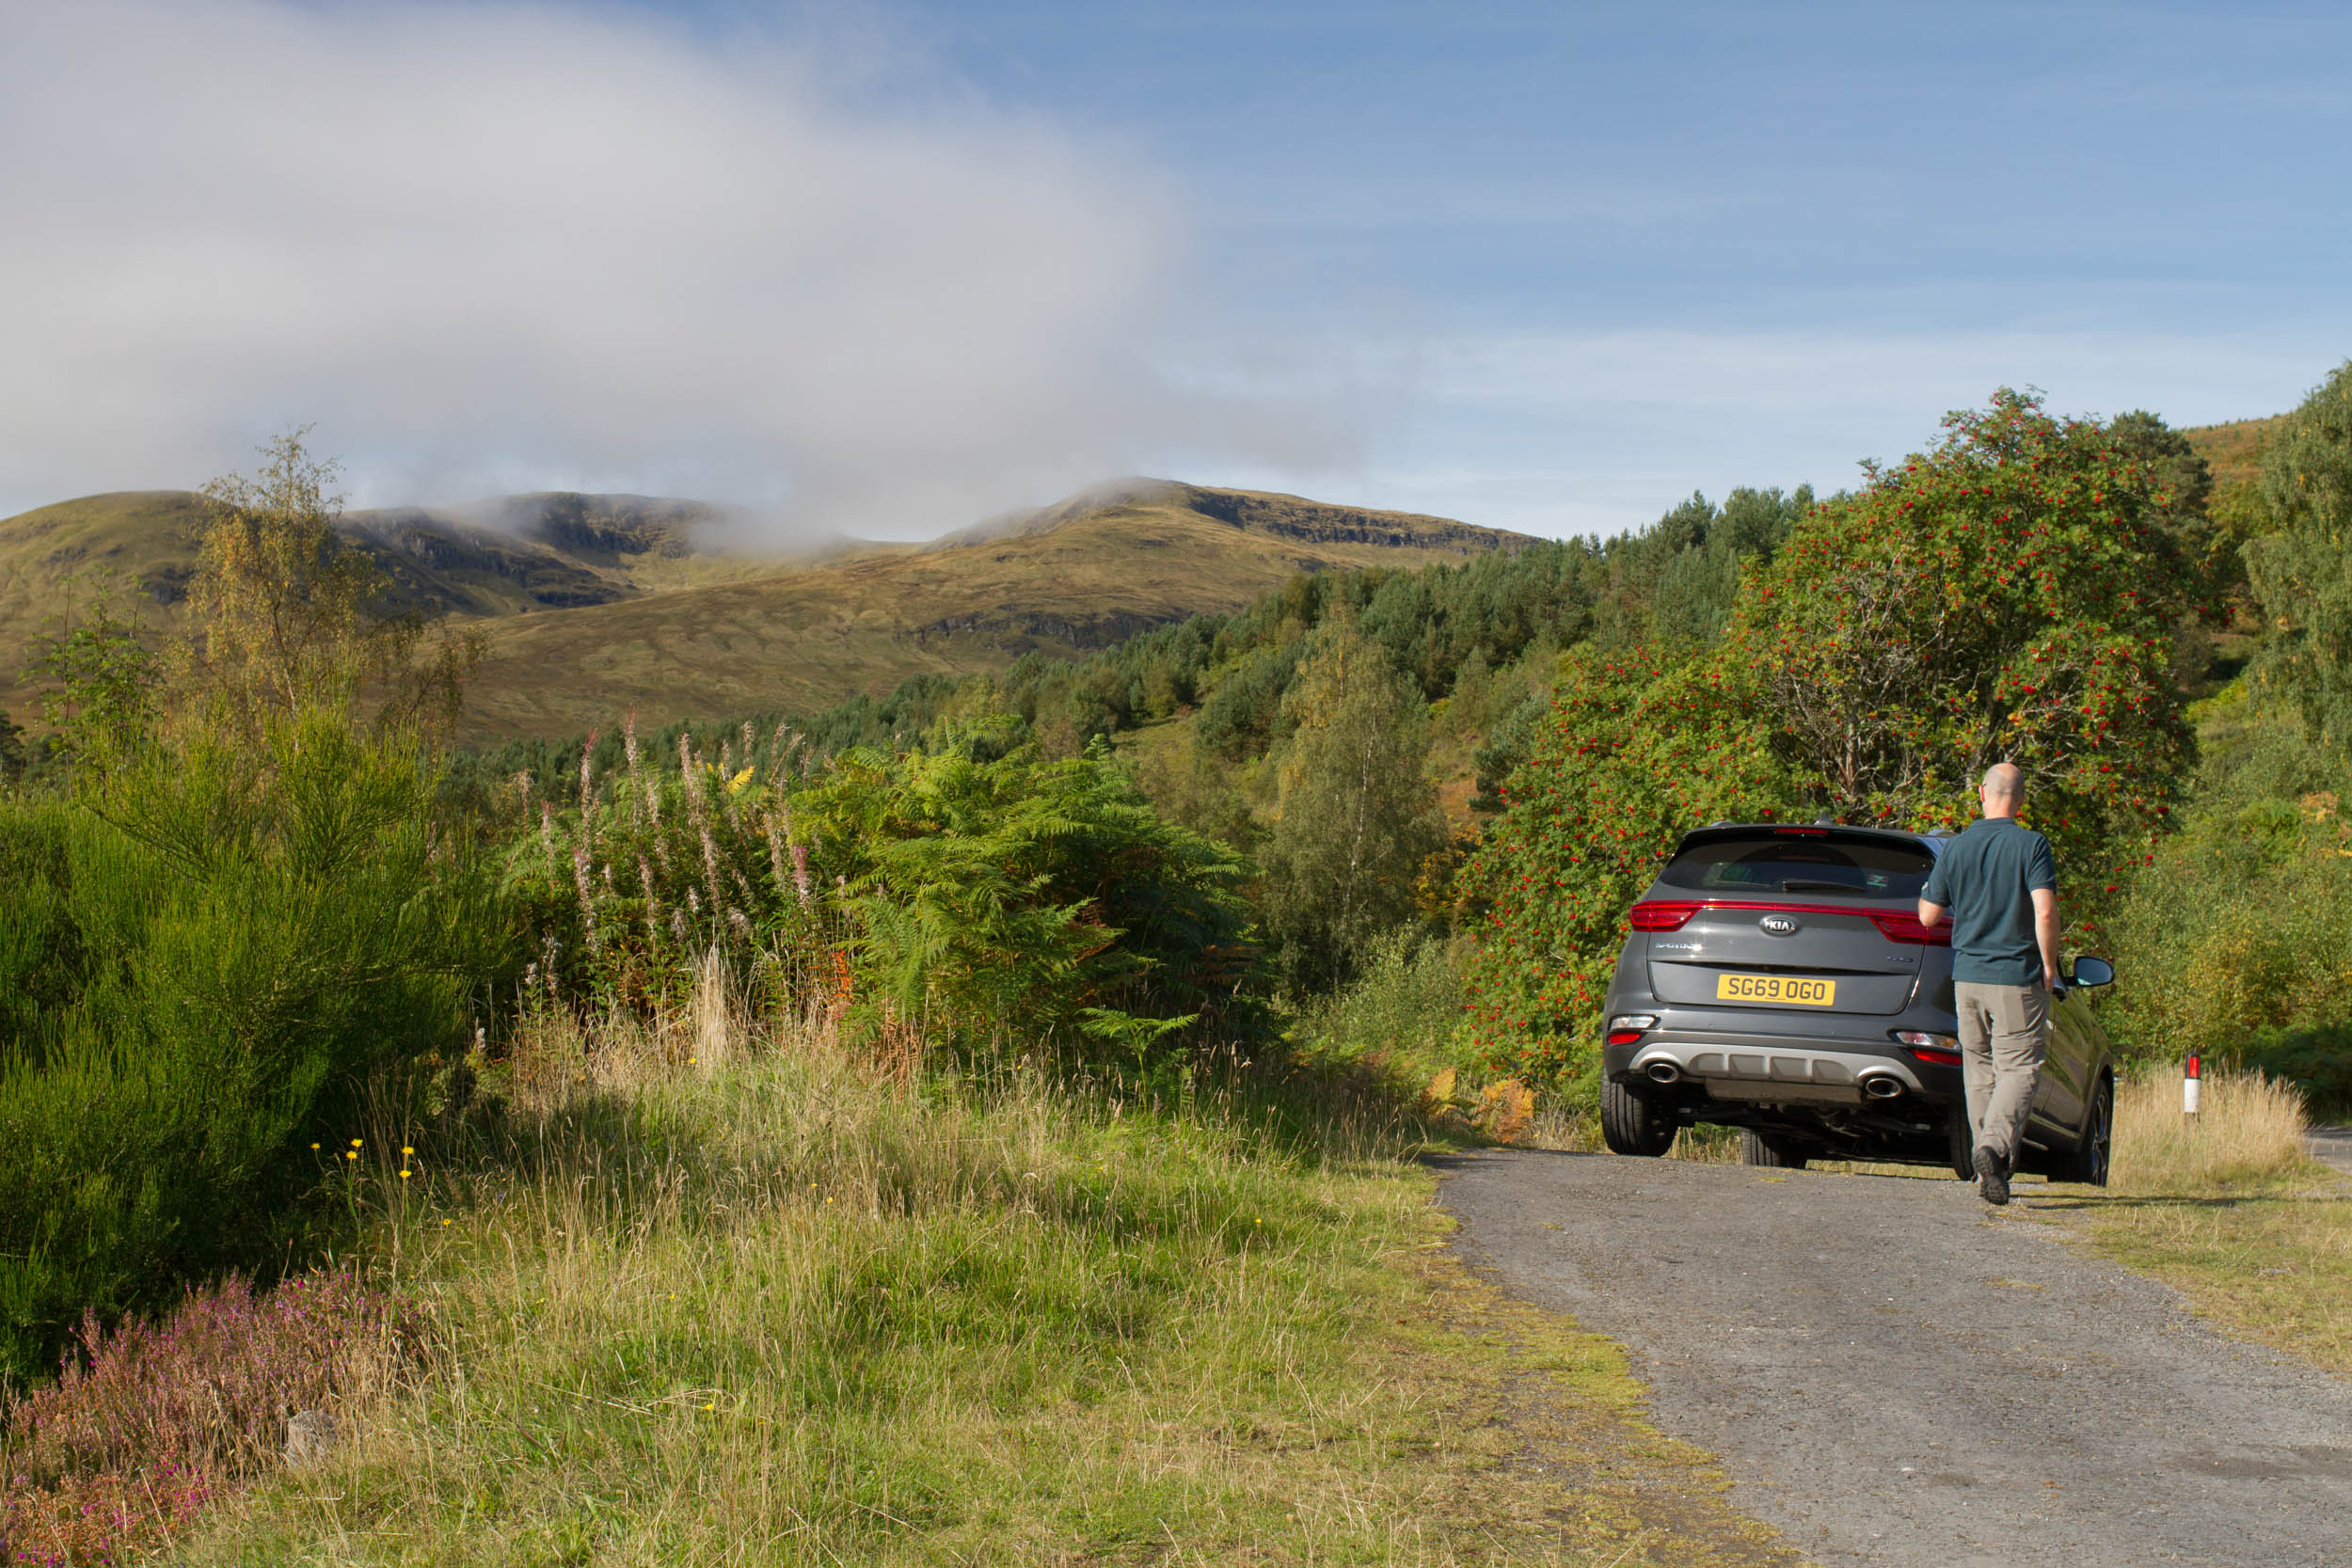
[1617,1037,1923,1103]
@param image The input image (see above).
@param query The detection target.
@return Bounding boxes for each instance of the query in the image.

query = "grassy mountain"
[0,480,1525,741]
[2183,414,2290,490]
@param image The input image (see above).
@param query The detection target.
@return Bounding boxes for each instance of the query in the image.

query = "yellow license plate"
[1715,974,1837,1006]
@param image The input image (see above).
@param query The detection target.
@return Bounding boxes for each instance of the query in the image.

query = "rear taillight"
[1893,1030,1963,1066]
[1629,901,1699,932]
[1606,1014,1657,1047]
[1868,911,1950,945]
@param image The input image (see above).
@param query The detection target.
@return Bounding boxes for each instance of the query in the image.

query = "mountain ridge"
[0,480,1528,741]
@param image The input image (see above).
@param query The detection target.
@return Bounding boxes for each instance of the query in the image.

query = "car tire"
[2049,1073,2113,1187]
[1600,1078,1677,1157]
[1740,1130,1810,1168]
[1947,1102,1977,1181]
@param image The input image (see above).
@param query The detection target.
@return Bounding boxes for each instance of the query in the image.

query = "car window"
[1658,833,1935,897]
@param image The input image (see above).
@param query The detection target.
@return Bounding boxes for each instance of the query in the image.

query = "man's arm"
[1917,895,1946,927]
[2032,885,2060,990]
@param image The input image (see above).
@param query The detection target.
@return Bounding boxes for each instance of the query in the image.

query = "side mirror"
[2068,956,2115,990]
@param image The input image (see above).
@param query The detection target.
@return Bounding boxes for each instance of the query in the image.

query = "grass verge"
[2042,1065,2352,1379]
[176,1006,1785,1565]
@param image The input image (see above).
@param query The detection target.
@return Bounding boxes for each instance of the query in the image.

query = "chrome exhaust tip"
[1645,1061,1683,1086]
[1859,1074,1905,1101]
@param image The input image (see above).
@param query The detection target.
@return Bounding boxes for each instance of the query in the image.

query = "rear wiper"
[1779,879,1858,894]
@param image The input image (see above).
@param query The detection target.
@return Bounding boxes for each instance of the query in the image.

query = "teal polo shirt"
[1920,816,2058,986]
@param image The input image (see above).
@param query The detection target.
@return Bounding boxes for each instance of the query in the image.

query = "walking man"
[1917,763,2060,1206]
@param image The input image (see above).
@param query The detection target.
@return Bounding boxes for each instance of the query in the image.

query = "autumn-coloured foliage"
[1732,388,2202,878]
[1460,644,1800,1086]
[1464,391,2205,1086]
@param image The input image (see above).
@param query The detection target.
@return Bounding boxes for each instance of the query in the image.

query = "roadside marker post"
[2184,1053,2201,1122]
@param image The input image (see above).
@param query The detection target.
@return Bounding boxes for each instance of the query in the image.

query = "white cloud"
[0,0,1351,535]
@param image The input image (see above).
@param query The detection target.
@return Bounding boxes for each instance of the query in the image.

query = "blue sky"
[4,1,2344,538]
[844,0,2351,531]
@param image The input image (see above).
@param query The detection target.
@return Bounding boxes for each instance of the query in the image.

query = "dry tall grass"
[2111,1064,2312,1193]
[189,992,1737,1563]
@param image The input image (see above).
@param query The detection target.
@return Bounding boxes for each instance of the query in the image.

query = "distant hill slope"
[458,483,1523,740]
[0,481,1523,741]
[2183,416,2290,490]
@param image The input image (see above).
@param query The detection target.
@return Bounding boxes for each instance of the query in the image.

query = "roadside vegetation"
[2060,1064,2352,1381]
[5,367,2351,1560]
[0,437,1793,1564]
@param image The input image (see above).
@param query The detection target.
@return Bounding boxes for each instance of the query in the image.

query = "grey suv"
[1597,822,2115,1183]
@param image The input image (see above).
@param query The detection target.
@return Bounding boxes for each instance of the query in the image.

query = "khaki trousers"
[1954,982,2047,1164]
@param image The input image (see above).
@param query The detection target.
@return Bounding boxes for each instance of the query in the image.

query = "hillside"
[457,483,1524,739]
[2183,415,2290,490]
[0,480,1523,741]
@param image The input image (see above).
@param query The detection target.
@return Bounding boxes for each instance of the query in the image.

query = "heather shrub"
[0,1269,412,1567]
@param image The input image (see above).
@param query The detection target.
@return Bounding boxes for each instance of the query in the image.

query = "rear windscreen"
[1658,833,1935,898]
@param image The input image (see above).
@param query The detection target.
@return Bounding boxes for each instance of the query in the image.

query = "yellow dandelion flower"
[310,1142,320,1149]
[443,1218,453,1226]
[350,1138,363,1148]
[345,1151,358,1161]
[400,1169,412,1180]
[402,1145,414,1156]
[703,1402,715,1411]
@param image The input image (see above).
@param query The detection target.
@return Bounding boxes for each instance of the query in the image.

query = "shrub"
[2103,689,2352,1088]
[0,1269,410,1567]
[0,711,491,1383]
[515,714,1259,1056]
[802,724,1257,1051]
[1290,927,1471,1086]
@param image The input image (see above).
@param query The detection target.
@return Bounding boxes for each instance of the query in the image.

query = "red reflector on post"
[1867,911,1951,945]
[1629,901,1700,932]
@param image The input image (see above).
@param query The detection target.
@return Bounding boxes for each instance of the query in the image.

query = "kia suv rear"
[1597,822,2116,1181]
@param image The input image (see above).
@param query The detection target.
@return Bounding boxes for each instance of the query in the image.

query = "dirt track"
[1438,1150,2352,1568]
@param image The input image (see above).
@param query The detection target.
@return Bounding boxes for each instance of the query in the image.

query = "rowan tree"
[1458,643,1800,1087]
[1728,388,2201,890]
[1464,391,2209,1086]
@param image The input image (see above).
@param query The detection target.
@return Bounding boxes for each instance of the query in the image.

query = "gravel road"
[1439,1150,2352,1568]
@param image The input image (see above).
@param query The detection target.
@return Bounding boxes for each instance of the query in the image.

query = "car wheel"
[2050,1073,2113,1187]
[1740,1130,1809,1168]
[1947,1102,1977,1181]
[1600,1078,1678,1157]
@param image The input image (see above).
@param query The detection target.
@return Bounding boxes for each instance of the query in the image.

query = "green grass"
[2057,1179,2352,1378]
[2034,1066,2352,1379]
[184,1008,1786,1565]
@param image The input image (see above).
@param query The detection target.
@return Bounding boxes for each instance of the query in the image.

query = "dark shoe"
[1974,1145,2010,1207]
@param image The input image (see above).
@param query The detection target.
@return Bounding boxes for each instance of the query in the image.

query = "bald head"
[1980,763,2024,817]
